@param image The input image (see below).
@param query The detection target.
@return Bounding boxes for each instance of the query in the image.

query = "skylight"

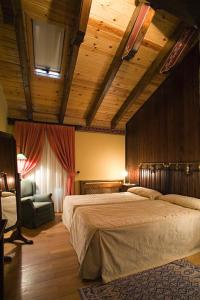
[32,20,64,78]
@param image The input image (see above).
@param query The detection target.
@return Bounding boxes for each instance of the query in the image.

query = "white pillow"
[127,186,162,199]
[158,194,200,211]
[2,191,15,197]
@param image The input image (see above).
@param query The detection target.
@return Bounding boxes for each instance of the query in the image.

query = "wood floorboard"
[4,214,200,300]
[4,215,90,300]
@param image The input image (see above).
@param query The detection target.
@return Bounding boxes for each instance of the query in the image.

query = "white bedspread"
[70,199,200,282]
[62,192,148,230]
[1,195,17,229]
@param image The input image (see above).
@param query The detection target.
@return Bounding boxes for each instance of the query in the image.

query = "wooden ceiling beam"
[86,3,154,126]
[59,0,92,124]
[111,24,187,129]
[11,0,33,120]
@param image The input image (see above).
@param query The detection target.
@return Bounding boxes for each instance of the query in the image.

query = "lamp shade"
[122,170,128,184]
[122,170,128,178]
[17,153,27,160]
[17,153,27,174]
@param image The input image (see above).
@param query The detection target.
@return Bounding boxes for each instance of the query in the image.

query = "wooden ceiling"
[0,0,198,131]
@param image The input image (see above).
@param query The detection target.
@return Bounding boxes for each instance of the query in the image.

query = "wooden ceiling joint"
[11,0,33,120]
[59,0,92,124]
[86,2,155,127]
[111,24,189,129]
[148,0,200,28]
[0,0,14,24]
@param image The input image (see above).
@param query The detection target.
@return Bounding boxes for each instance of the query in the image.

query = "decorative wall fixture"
[138,162,200,197]
[160,27,198,73]
[139,162,200,175]
[122,3,155,60]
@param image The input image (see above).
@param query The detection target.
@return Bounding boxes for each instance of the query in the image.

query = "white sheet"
[62,192,148,230]
[70,198,200,282]
[1,195,17,229]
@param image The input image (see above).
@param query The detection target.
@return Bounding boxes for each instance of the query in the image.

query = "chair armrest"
[21,198,34,208]
[33,193,52,202]
[20,198,35,227]
[21,196,34,202]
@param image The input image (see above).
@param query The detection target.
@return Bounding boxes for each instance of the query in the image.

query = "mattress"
[70,198,200,282]
[62,192,148,230]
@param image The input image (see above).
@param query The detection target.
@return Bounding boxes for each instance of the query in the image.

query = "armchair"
[20,179,54,228]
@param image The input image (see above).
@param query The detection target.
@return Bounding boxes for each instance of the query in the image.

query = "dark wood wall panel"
[168,165,200,198]
[139,167,168,194]
[126,44,200,196]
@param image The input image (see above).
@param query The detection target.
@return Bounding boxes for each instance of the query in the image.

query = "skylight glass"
[33,20,64,76]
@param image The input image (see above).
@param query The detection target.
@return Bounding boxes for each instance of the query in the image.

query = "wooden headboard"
[139,162,200,198]
[80,180,123,195]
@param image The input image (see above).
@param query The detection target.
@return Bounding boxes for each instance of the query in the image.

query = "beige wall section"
[0,84,7,132]
[75,131,125,194]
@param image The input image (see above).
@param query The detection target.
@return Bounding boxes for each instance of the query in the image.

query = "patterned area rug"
[79,260,200,300]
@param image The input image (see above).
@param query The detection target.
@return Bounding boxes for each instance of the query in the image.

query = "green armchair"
[20,179,55,228]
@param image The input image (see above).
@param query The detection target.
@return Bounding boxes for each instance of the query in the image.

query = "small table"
[120,183,138,192]
[0,219,7,300]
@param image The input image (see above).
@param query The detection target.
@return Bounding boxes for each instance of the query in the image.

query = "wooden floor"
[4,214,200,300]
[4,215,90,300]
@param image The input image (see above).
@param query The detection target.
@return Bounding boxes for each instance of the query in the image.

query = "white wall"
[75,131,125,194]
[0,84,7,132]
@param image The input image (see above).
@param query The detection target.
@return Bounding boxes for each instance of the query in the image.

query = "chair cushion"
[21,196,34,202]
[33,202,52,209]
[21,180,34,197]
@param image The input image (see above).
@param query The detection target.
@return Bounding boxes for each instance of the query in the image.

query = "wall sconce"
[122,170,128,184]
[175,163,179,170]
[149,165,155,173]
[186,164,190,175]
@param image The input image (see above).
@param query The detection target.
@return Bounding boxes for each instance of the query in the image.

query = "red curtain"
[15,122,75,195]
[15,122,45,177]
[46,125,75,195]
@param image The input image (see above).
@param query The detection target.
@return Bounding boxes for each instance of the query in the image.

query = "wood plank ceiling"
[0,0,197,131]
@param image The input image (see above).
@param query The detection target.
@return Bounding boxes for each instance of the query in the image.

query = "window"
[32,20,64,78]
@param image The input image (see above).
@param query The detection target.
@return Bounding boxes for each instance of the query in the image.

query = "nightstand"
[120,183,138,192]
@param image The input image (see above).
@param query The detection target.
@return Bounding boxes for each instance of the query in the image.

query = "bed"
[62,187,161,230]
[70,193,200,282]
[1,192,17,229]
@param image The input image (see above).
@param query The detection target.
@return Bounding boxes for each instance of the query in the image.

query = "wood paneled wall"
[126,44,200,193]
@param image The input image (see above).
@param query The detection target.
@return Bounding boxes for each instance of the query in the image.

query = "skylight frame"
[32,19,65,78]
